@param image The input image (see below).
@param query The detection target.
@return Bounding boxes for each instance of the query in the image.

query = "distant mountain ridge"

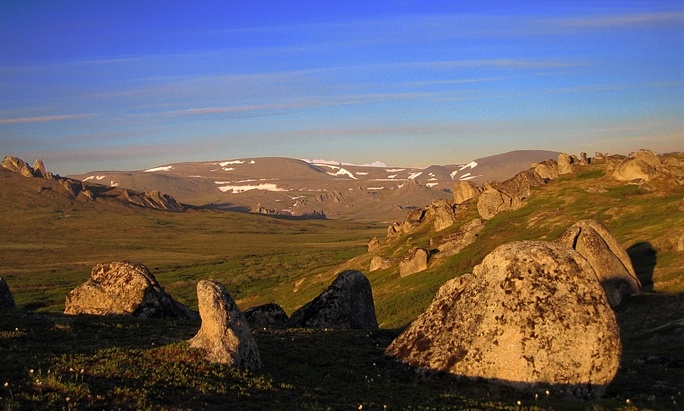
[67,150,562,222]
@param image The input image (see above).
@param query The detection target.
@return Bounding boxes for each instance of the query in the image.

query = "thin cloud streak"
[0,114,93,125]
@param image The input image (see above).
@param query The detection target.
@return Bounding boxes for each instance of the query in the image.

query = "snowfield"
[144,166,173,172]
[216,183,288,193]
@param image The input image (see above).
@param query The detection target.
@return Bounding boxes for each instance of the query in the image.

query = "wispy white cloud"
[0,114,93,125]
[558,11,684,29]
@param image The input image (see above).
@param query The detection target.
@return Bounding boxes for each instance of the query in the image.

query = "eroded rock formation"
[453,181,479,205]
[399,248,430,277]
[189,280,261,369]
[611,149,663,182]
[476,169,546,220]
[555,220,641,307]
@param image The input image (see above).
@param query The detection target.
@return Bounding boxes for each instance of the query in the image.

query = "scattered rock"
[612,149,663,182]
[477,169,545,219]
[386,241,621,399]
[32,159,53,178]
[555,220,641,307]
[557,153,576,174]
[579,152,589,165]
[424,199,458,231]
[288,270,378,329]
[399,247,430,277]
[369,255,394,272]
[243,303,289,329]
[532,159,559,180]
[453,181,479,205]
[189,280,261,369]
[367,237,382,253]
[0,278,16,310]
[431,218,484,258]
[64,261,197,319]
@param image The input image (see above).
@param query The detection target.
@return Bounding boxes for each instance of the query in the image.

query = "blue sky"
[1,1,682,174]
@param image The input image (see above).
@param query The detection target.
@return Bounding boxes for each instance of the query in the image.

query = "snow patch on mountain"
[144,165,173,172]
[407,172,423,180]
[216,183,287,193]
[83,175,107,181]
[219,160,244,166]
[459,161,478,171]
[317,164,358,180]
[385,168,405,172]
[305,159,388,168]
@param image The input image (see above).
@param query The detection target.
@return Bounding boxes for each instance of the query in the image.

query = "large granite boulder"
[424,199,458,231]
[399,247,430,277]
[476,169,545,219]
[386,241,621,399]
[555,220,641,307]
[532,159,560,180]
[64,261,197,319]
[557,153,576,174]
[189,280,261,369]
[0,278,16,310]
[288,270,378,329]
[611,149,663,182]
[453,181,479,205]
[369,255,394,272]
[243,303,289,329]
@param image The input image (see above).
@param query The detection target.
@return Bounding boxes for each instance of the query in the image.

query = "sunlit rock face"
[555,219,641,307]
[611,149,663,182]
[386,241,621,399]
[189,280,261,370]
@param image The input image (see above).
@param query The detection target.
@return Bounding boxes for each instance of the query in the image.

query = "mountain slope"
[69,150,561,222]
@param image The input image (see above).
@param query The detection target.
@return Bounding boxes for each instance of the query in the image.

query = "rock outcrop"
[399,248,430,277]
[557,153,576,174]
[243,303,289,329]
[64,261,197,319]
[555,220,641,307]
[532,159,560,181]
[476,169,546,219]
[611,149,663,182]
[189,280,261,369]
[431,218,484,259]
[369,255,394,272]
[424,199,457,231]
[288,270,378,329]
[2,156,38,178]
[0,278,16,310]
[453,181,479,205]
[386,241,621,399]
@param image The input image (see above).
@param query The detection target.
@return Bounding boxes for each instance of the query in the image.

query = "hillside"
[1,150,683,409]
[68,150,561,222]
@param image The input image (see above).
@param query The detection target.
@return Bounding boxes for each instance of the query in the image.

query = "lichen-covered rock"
[611,149,663,182]
[399,247,430,277]
[64,261,197,319]
[431,218,484,259]
[532,159,559,180]
[189,280,261,369]
[424,199,457,231]
[453,181,479,205]
[555,220,641,307]
[288,270,378,329]
[367,237,382,252]
[477,169,545,219]
[243,303,289,329]
[0,278,16,310]
[386,241,621,399]
[557,153,576,174]
[369,255,394,272]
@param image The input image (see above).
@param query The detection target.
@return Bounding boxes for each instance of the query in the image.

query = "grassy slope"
[1,156,683,410]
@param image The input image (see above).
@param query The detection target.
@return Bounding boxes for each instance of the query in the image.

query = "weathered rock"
[431,218,484,258]
[678,232,684,252]
[399,247,430,277]
[288,270,378,329]
[612,149,663,182]
[594,152,605,162]
[243,303,289,329]
[424,199,457,231]
[369,255,394,272]
[2,156,35,177]
[141,190,185,211]
[579,152,589,165]
[453,181,479,205]
[532,159,559,180]
[368,237,382,253]
[0,278,16,310]
[64,261,197,319]
[386,241,621,399]
[555,220,641,307]
[189,280,261,369]
[557,153,576,174]
[477,169,545,219]
[31,158,53,179]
